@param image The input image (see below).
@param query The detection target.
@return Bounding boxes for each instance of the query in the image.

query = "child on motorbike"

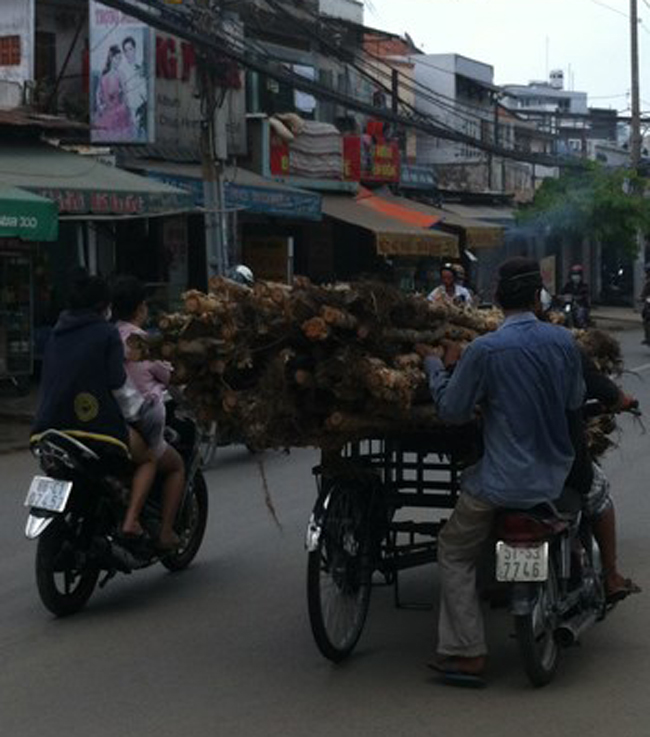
[111,275,185,552]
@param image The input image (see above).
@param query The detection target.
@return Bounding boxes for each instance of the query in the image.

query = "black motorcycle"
[24,399,208,616]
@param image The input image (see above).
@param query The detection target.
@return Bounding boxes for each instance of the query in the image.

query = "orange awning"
[355,187,440,229]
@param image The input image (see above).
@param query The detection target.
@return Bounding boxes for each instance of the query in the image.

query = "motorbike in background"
[24,395,208,616]
[559,294,590,329]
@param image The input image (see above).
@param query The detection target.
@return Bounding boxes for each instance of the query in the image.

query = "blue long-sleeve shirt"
[424,312,585,508]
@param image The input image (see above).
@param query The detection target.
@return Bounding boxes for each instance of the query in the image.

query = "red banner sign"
[343,136,400,184]
[270,134,290,176]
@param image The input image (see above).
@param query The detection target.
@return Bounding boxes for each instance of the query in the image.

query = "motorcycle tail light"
[496,513,560,543]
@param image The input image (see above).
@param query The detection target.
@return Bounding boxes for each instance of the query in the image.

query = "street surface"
[2,328,650,737]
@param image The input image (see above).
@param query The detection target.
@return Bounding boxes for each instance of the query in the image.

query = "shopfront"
[124,158,322,284]
[320,193,458,285]
[0,185,58,388]
[0,141,194,356]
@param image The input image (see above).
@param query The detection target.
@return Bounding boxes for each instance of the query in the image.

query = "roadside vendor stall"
[0,186,58,391]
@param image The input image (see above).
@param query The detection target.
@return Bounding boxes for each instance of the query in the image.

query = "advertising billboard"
[89,0,154,143]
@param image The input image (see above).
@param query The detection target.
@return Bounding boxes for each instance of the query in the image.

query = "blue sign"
[147,170,321,221]
[400,164,438,190]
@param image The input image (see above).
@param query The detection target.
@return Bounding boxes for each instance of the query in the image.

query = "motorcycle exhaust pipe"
[554,609,599,647]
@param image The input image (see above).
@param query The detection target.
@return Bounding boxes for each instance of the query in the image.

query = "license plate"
[496,541,549,582]
[24,476,73,513]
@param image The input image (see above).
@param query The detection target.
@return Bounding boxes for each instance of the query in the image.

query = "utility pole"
[630,0,642,170]
[199,61,227,280]
[630,0,645,306]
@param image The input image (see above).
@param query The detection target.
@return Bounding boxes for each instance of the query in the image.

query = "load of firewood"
[128,277,623,457]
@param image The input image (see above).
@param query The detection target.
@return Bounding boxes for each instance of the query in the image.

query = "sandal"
[606,578,641,605]
[427,656,486,688]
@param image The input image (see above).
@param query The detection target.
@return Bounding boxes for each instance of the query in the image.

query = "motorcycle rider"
[565,333,641,605]
[428,263,472,306]
[561,264,591,327]
[638,263,650,345]
[31,269,158,548]
[112,275,185,552]
[420,257,585,686]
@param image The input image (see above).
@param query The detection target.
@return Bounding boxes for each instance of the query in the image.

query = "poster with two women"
[89,1,155,144]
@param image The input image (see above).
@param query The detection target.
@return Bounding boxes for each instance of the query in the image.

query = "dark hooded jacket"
[32,310,128,446]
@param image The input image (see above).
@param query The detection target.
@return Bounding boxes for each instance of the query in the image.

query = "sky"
[365,0,650,114]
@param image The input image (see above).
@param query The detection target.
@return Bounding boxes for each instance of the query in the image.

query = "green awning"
[0,143,194,218]
[0,185,58,241]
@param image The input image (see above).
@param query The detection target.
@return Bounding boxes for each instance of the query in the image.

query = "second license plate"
[495,541,549,582]
[24,476,73,513]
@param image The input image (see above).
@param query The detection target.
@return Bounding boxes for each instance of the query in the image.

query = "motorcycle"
[559,294,590,329]
[24,396,208,616]
[495,400,640,687]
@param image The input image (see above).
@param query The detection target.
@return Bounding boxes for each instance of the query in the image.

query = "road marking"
[630,362,650,373]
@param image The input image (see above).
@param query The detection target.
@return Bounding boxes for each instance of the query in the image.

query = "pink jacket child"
[117,321,172,458]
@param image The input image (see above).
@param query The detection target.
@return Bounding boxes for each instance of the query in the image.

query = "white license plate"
[496,541,549,582]
[24,476,73,513]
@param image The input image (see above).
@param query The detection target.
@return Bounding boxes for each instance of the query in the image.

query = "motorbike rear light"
[496,513,560,543]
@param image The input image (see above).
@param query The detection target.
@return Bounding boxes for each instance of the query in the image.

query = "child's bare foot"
[157,530,180,552]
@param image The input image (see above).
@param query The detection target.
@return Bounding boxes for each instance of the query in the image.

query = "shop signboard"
[89,1,155,144]
[0,186,58,242]
[155,25,246,155]
[343,136,400,184]
[0,0,33,109]
[29,187,189,216]
[146,170,321,221]
[540,255,557,296]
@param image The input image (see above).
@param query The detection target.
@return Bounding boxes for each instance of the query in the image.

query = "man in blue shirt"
[423,257,585,685]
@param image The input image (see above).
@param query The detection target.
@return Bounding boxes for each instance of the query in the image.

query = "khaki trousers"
[436,492,496,658]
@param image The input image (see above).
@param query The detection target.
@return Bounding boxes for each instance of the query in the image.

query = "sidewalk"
[590,305,641,331]
[0,383,37,454]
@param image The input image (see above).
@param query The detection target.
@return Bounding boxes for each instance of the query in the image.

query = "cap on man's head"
[496,257,543,310]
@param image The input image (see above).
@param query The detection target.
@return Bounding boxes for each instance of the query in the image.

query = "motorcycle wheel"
[161,470,209,572]
[307,482,374,663]
[198,422,218,467]
[35,515,99,617]
[515,566,560,687]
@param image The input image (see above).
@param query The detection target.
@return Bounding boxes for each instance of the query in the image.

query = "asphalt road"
[2,329,650,737]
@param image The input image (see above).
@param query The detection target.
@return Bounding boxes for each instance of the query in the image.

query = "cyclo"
[305,425,478,662]
[305,423,611,687]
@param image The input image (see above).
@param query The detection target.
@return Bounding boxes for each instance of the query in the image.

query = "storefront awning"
[121,159,322,221]
[322,195,458,258]
[0,144,194,218]
[0,185,58,242]
[377,192,505,249]
[442,203,515,226]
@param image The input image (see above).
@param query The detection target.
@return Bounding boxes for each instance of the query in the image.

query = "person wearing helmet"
[639,263,650,345]
[428,263,471,306]
[227,264,254,287]
[561,264,590,328]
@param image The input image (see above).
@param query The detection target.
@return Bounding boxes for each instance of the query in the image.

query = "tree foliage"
[518,163,650,257]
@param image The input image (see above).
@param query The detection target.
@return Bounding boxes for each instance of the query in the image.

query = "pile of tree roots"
[128,278,623,458]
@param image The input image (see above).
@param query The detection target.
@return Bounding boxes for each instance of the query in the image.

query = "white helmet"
[227,264,254,287]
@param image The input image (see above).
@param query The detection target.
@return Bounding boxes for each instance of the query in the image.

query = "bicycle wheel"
[307,482,374,662]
